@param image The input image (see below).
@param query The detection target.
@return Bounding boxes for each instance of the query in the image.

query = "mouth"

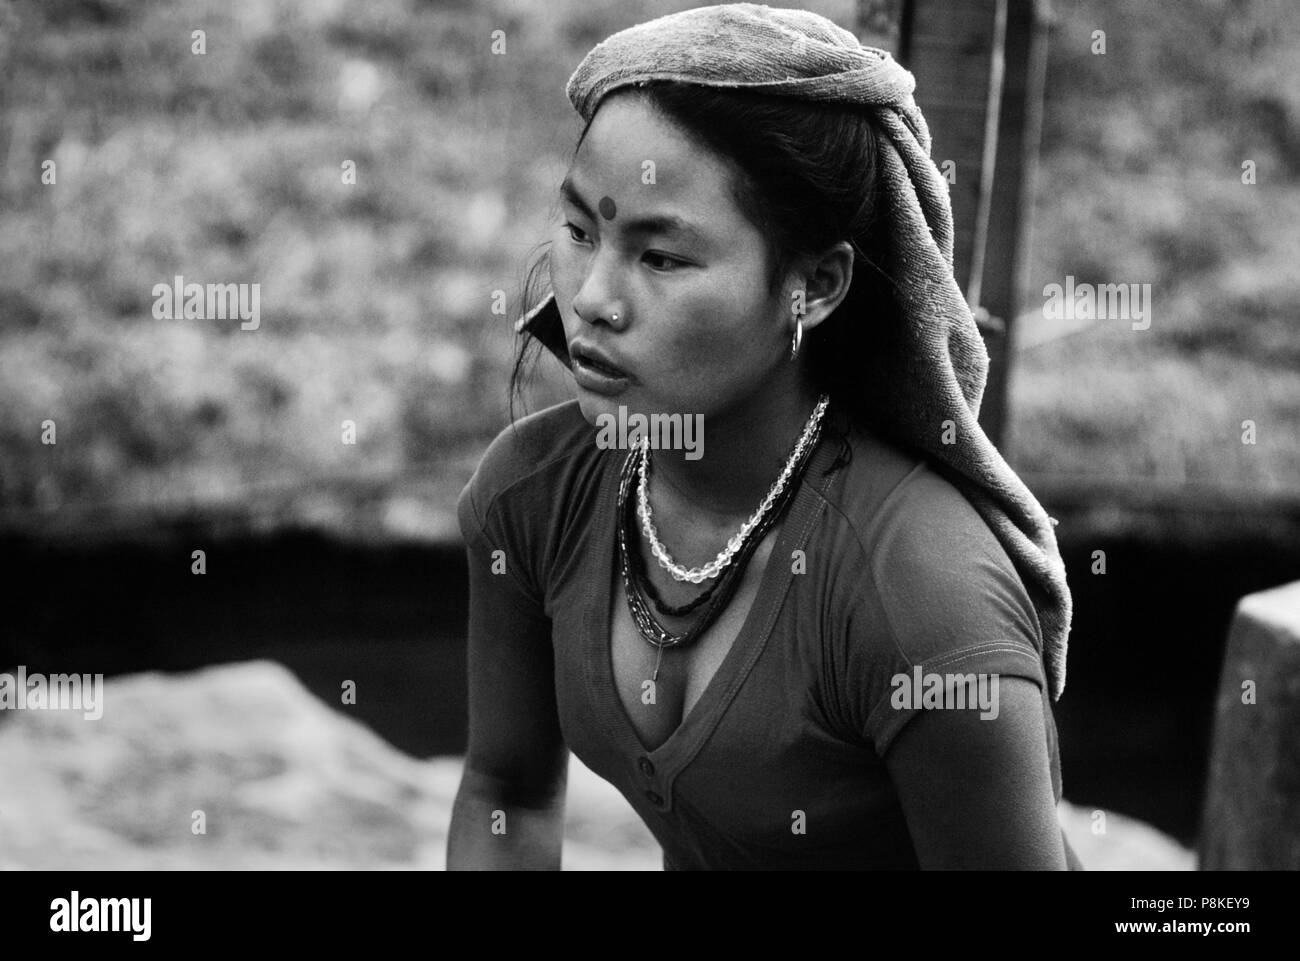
[569,342,628,377]
[569,341,631,395]
[573,354,624,378]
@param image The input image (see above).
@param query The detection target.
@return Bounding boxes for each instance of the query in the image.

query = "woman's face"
[550,93,793,426]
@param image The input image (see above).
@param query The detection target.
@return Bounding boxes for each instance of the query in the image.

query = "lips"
[569,341,629,378]
[569,340,631,397]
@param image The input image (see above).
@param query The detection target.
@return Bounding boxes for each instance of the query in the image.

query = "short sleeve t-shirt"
[457,398,1076,870]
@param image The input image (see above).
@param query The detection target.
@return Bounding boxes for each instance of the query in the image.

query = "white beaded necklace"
[636,395,830,584]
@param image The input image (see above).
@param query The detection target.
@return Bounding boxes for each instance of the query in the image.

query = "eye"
[564,221,686,271]
[643,251,687,272]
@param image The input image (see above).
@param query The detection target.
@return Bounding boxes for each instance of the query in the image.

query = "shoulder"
[817,419,1009,591]
[812,418,1047,751]
[456,399,609,600]
[822,418,1044,657]
[822,419,1005,566]
[456,399,593,534]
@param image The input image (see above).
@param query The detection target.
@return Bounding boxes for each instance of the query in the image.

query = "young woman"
[447,5,1079,870]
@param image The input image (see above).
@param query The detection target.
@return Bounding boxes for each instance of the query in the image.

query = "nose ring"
[611,312,619,322]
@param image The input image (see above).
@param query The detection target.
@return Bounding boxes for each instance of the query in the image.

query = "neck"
[648,373,825,522]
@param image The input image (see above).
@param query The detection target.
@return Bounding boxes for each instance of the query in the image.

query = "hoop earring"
[790,317,803,361]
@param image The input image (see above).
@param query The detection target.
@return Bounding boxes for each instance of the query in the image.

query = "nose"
[570,249,630,332]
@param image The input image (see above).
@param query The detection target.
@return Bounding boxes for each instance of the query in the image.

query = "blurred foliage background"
[0,0,1296,537]
[1011,0,1299,490]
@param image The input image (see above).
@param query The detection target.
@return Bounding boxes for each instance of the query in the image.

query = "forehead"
[566,94,743,230]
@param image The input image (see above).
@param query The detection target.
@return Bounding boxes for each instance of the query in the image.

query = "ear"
[516,290,572,367]
[786,241,855,335]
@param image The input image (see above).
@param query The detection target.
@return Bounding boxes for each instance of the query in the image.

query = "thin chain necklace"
[617,397,829,680]
[624,402,820,622]
[637,394,829,584]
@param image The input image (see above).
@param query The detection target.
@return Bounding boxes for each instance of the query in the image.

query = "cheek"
[547,236,585,332]
[661,291,773,361]
[548,231,580,290]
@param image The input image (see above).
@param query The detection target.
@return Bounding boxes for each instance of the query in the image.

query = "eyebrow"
[559,175,708,247]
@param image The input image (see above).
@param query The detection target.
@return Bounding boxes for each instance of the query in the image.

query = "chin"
[574,390,620,426]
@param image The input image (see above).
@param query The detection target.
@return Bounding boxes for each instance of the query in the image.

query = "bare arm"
[448,767,567,870]
[446,512,569,870]
[883,675,1067,870]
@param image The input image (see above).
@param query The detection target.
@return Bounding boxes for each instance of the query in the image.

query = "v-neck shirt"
[456,398,1066,869]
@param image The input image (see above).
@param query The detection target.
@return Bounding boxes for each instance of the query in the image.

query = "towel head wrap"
[517,2,1073,700]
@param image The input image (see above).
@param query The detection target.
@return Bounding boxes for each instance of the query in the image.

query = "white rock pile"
[0,660,1193,870]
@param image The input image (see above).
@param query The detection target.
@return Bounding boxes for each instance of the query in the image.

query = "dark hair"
[507,80,906,442]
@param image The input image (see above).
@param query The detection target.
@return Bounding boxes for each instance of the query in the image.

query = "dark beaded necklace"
[636,547,724,618]
[616,408,826,680]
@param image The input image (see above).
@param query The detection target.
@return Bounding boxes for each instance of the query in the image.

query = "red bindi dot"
[598,196,617,220]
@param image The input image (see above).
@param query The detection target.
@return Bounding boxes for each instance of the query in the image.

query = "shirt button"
[645,790,663,806]
[638,757,655,776]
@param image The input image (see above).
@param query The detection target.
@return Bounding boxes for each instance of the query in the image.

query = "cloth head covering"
[516,3,1073,700]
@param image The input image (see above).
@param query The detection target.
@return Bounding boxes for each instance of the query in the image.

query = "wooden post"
[977,0,1052,457]
[855,0,1050,453]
